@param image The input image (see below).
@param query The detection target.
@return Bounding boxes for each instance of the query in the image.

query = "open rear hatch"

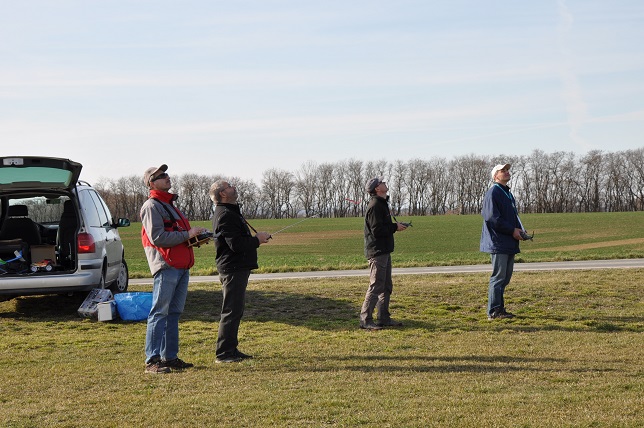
[0,157,83,276]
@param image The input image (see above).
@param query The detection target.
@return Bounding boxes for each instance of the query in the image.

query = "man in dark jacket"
[480,163,527,320]
[360,177,408,330]
[209,180,271,363]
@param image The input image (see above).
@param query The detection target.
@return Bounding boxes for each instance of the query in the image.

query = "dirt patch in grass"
[539,237,644,251]
[269,230,362,245]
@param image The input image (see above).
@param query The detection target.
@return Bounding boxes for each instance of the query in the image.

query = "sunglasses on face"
[151,172,169,182]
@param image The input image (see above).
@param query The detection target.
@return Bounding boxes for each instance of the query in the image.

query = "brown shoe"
[145,361,171,374]
[162,358,194,370]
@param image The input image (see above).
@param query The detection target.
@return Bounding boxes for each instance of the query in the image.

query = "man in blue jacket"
[480,163,526,320]
[209,180,271,363]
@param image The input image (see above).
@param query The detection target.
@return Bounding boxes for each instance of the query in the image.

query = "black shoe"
[145,360,171,374]
[162,358,194,370]
[488,308,515,320]
[500,308,515,318]
[216,355,243,363]
[234,350,253,359]
[360,321,383,331]
[377,319,403,327]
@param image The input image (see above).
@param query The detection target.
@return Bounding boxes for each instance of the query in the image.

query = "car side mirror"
[115,218,131,228]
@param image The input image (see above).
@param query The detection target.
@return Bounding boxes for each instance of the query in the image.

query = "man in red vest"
[140,164,206,373]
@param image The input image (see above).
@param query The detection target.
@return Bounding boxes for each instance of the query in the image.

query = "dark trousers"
[216,270,250,358]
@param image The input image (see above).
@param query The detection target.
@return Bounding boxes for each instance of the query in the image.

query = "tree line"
[94,148,644,222]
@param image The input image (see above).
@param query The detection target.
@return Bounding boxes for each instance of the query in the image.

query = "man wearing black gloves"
[209,180,271,363]
[360,177,408,330]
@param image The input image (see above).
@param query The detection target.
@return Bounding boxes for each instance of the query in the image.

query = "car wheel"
[109,259,129,293]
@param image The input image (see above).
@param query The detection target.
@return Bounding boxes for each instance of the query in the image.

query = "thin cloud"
[557,0,590,150]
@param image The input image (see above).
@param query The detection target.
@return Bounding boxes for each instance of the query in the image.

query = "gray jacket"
[140,192,193,276]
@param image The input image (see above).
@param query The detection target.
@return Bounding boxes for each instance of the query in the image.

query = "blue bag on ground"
[114,292,153,321]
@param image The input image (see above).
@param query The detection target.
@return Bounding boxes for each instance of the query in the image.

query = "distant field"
[122,212,644,277]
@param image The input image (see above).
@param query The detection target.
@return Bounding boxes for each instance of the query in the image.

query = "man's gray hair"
[209,180,228,203]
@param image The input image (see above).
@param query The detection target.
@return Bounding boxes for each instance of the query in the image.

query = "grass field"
[122,211,644,277]
[1,269,642,427]
[1,212,643,426]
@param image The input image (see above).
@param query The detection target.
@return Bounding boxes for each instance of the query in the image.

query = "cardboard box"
[97,301,116,321]
[30,245,56,263]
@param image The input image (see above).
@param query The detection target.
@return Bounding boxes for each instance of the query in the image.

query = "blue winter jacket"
[480,183,521,255]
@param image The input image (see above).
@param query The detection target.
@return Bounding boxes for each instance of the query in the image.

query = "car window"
[95,192,114,223]
[0,166,74,186]
[79,190,103,227]
[88,190,111,227]
[5,196,68,223]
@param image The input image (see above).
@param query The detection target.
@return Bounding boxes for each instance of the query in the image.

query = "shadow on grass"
[303,354,580,374]
[0,293,87,321]
[2,290,641,334]
[184,289,357,328]
[296,355,621,374]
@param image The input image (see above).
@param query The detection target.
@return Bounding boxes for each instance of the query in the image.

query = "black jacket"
[212,203,260,273]
[364,195,397,259]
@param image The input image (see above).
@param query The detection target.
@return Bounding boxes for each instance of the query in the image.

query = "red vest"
[141,190,195,270]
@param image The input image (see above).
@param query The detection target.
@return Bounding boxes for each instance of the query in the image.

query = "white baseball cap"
[490,164,511,180]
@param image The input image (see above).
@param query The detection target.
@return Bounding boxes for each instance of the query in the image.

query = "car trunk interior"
[0,195,78,276]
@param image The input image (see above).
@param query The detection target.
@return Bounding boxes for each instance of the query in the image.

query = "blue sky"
[2,0,643,185]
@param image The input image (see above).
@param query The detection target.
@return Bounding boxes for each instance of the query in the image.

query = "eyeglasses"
[150,172,169,182]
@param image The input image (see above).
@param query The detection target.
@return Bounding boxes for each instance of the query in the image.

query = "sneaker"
[500,308,515,318]
[145,361,171,374]
[377,319,403,327]
[216,355,243,363]
[234,350,253,360]
[162,358,194,370]
[360,321,383,331]
[488,308,515,320]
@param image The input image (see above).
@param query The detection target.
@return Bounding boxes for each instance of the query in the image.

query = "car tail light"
[77,232,96,253]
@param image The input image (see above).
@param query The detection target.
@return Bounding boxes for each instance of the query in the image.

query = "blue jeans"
[145,268,189,363]
[487,253,514,316]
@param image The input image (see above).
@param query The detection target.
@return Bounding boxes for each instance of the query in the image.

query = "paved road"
[129,258,644,285]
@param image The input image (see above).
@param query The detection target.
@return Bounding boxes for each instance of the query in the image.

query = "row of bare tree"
[94,148,644,221]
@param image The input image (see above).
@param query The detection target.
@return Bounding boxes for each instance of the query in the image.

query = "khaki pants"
[360,253,393,325]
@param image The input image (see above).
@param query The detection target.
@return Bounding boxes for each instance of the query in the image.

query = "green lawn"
[123,212,644,277]
[1,212,643,426]
[1,269,642,427]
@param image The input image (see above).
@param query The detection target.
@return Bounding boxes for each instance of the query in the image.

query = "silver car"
[0,156,130,298]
